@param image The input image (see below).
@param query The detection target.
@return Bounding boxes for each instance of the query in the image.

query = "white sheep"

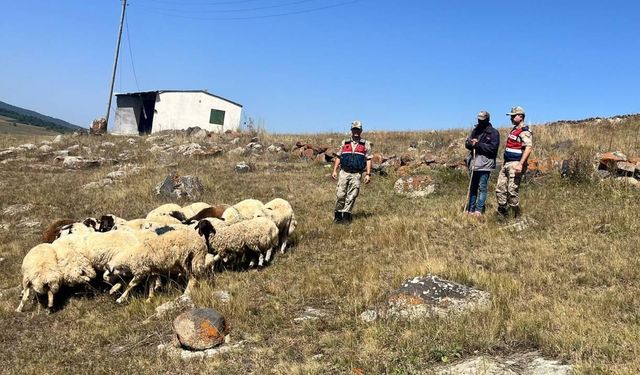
[259,198,297,254]
[16,243,96,313]
[221,199,264,224]
[209,216,279,268]
[53,229,157,275]
[105,220,216,303]
[146,203,184,224]
[42,217,98,243]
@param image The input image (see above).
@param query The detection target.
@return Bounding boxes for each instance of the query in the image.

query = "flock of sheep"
[16,198,297,313]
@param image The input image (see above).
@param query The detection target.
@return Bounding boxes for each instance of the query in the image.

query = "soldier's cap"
[351,120,363,130]
[477,111,490,121]
[506,106,525,116]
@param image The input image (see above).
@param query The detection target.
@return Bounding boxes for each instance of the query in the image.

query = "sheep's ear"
[169,210,187,222]
[84,217,97,229]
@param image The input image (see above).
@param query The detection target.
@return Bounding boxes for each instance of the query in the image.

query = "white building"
[112,90,242,135]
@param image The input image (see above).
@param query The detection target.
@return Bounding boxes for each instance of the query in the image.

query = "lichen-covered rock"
[394,175,435,198]
[59,156,102,169]
[234,162,250,174]
[90,117,107,135]
[384,275,490,319]
[173,308,229,350]
[155,174,204,199]
[435,352,573,375]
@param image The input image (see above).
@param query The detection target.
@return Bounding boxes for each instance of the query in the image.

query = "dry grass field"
[0,116,639,374]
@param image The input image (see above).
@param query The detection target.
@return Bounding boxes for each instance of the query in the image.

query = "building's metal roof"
[114,90,242,108]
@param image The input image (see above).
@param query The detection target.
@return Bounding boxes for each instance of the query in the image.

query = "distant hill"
[0,100,83,134]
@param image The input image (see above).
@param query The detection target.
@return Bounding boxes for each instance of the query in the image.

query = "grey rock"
[106,170,127,180]
[359,309,378,323]
[500,217,538,233]
[234,162,250,174]
[383,275,490,320]
[67,144,80,153]
[155,174,204,199]
[100,142,116,148]
[82,179,114,190]
[228,147,246,156]
[2,203,34,216]
[53,150,70,158]
[293,306,330,322]
[436,352,573,375]
[394,175,436,198]
[0,149,17,160]
[186,127,208,140]
[18,143,37,151]
[615,176,640,188]
[127,138,136,145]
[158,340,244,360]
[60,156,102,169]
[212,290,232,304]
[173,308,229,350]
[38,145,53,153]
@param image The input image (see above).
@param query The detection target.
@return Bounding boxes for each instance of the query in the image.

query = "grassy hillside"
[0,115,61,136]
[0,100,83,134]
[0,115,639,374]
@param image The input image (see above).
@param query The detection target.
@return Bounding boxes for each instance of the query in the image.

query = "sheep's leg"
[146,276,162,302]
[183,278,198,297]
[257,253,265,267]
[265,248,273,263]
[46,290,55,313]
[109,283,122,295]
[280,236,288,254]
[15,287,31,313]
[116,275,144,304]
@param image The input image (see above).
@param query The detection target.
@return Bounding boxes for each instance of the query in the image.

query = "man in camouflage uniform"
[495,106,533,219]
[331,120,372,224]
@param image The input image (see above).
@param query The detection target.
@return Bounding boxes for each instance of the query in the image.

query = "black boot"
[342,212,352,224]
[512,206,521,219]
[333,211,343,223]
[496,205,508,222]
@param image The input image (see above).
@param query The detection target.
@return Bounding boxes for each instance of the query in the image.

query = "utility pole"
[105,0,127,126]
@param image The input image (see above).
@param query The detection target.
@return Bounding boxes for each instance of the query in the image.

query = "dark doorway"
[138,93,157,134]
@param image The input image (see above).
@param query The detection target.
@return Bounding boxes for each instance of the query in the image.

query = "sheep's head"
[195,219,216,253]
[98,215,115,232]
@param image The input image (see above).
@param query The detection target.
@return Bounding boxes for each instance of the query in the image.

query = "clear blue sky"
[1,0,638,133]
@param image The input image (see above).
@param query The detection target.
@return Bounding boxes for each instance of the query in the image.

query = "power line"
[136,0,263,5]
[137,0,317,14]
[137,0,360,21]
[125,13,140,91]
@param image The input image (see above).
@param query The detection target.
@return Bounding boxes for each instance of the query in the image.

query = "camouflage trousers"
[495,161,523,208]
[335,170,362,213]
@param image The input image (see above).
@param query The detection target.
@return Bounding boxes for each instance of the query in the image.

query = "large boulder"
[90,117,107,135]
[383,275,490,320]
[185,126,208,140]
[155,173,204,199]
[173,308,229,351]
[394,175,435,197]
